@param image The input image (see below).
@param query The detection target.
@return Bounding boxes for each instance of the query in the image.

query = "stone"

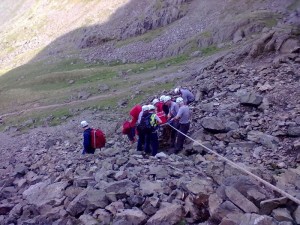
[66,187,109,216]
[0,204,13,215]
[293,206,300,224]
[208,193,223,215]
[148,165,169,179]
[293,140,300,151]
[146,203,182,225]
[93,208,111,224]
[114,208,147,225]
[155,152,168,159]
[14,164,28,177]
[105,201,124,215]
[104,179,134,195]
[114,171,128,180]
[238,213,277,225]
[246,189,266,205]
[280,38,300,54]
[247,131,279,149]
[195,90,203,102]
[260,197,288,215]
[210,201,243,223]
[79,214,98,225]
[186,177,214,195]
[202,117,226,133]
[287,126,300,137]
[228,84,240,92]
[127,195,145,207]
[192,141,212,154]
[239,92,263,106]
[142,197,159,216]
[140,180,163,196]
[23,180,69,207]
[272,208,293,222]
[225,186,258,213]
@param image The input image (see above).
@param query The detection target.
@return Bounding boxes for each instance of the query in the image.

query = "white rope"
[164,123,300,205]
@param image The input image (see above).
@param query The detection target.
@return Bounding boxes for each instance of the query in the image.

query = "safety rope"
[164,123,300,205]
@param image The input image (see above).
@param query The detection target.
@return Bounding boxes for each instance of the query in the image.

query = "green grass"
[201,45,219,56]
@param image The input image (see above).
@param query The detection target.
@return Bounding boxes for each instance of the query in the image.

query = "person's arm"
[155,115,162,124]
[171,107,182,121]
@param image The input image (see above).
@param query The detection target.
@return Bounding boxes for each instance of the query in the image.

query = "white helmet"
[81,121,88,128]
[142,105,149,111]
[152,98,159,105]
[176,97,184,104]
[148,105,155,111]
[174,88,180,94]
[159,95,166,102]
[163,96,171,103]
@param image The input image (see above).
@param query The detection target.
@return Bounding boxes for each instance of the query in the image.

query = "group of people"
[80,87,195,156]
[123,87,195,156]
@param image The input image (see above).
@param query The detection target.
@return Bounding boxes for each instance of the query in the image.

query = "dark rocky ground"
[0,23,300,224]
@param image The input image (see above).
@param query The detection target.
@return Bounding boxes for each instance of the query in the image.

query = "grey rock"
[0,204,13,215]
[148,165,169,179]
[225,186,258,213]
[14,164,28,177]
[104,179,134,194]
[140,180,163,196]
[294,140,300,151]
[287,126,300,137]
[208,193,223,215]
[247,131,279,149]
[192,141,212,154]
[66,187,109,216]
[228,84,241,92]
[23,180,69,207]
[202,117,226,133]
[79,214,98,225]
[93,208,111,224]
[142,197,159,216]
[105,201,124,215]
[246,189,266,205]
[186,177,214,195]
[239,92,263,106]
[272,208,293,222]
[210,200,243,223]
[260,197,288,215]
[146,203,182,225]
[293,205,300,224]
[238,213,277,225]
[114,208,147,225]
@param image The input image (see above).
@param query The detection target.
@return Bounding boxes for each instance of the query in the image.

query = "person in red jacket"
[122,104,142,144]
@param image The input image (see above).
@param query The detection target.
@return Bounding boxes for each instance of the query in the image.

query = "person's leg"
[137,132,145,151]
[127,127,136,142]
[144,131,151,154]
[170,121,179,147]
[175,123,190,153]
[151,132,159,156]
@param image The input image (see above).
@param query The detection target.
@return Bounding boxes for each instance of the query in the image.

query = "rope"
[164,122,300,205]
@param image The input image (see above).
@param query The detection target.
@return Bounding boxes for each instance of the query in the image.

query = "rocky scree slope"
[0,21,300,225]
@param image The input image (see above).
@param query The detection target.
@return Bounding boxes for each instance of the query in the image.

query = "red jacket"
[129,105,142,127]
[155,102,164,113]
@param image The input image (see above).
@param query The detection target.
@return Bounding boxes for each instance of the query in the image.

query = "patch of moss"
[201,45,219,56]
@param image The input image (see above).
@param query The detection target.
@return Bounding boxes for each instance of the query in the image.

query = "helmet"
[174,88,180,94]
[159,95,166,102]
[148,105,155,111]
[142,105,149,111]
[152,98,159,105]
[163,96,171,103]
[81,121,88,128]
[176,97,184,104]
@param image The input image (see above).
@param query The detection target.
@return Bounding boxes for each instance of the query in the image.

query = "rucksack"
[137,113,152,132]
[90,129,106,149]
[122,121,131,135]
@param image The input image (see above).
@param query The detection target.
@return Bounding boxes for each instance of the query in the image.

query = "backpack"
[90,129,106,149]
[137,113,152,132]
[122,121,131,135]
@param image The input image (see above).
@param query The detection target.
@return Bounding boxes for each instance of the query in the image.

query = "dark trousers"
[170,120,179,146]
[127,127,136,141]
[137,132,146,152]
[145,131,159,156]
[175,123,190,153]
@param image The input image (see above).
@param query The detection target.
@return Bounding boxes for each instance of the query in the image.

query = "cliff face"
[0,0,298,69]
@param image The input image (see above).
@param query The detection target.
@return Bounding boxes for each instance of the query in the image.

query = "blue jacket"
[83,128,95,154]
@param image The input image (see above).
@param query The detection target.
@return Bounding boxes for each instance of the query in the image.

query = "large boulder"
[247,131,279,149]
[225,186,258,213]
[201,117,226,133]
[146,203,183,225]
[272,208,293,222]
[287,126,300,137]
[66,187,109,216]
[239,92,263,106]
[22,180,69,207]
[238,213,277,225]
[114,208,147,225]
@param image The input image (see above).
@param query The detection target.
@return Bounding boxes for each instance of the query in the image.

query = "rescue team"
[81,87,195,156]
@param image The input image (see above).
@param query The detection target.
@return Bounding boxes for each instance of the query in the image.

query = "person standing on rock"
[164,96,179,147]
[170,97,190,154]
[174,87,195,105]
[128,104,142,143]
[136,105,151,153]
[81,121,95,154]
[145,105,162,156]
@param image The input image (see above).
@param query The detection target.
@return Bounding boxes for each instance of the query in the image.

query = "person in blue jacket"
[81,121,95,154]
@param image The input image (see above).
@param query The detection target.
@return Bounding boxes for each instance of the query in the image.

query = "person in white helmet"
[136,105,151,153]
[170,97,190,153]
[174,87,195,105]
[160,95,169,116]
[164,96,180,147]
[80,121,95,154]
